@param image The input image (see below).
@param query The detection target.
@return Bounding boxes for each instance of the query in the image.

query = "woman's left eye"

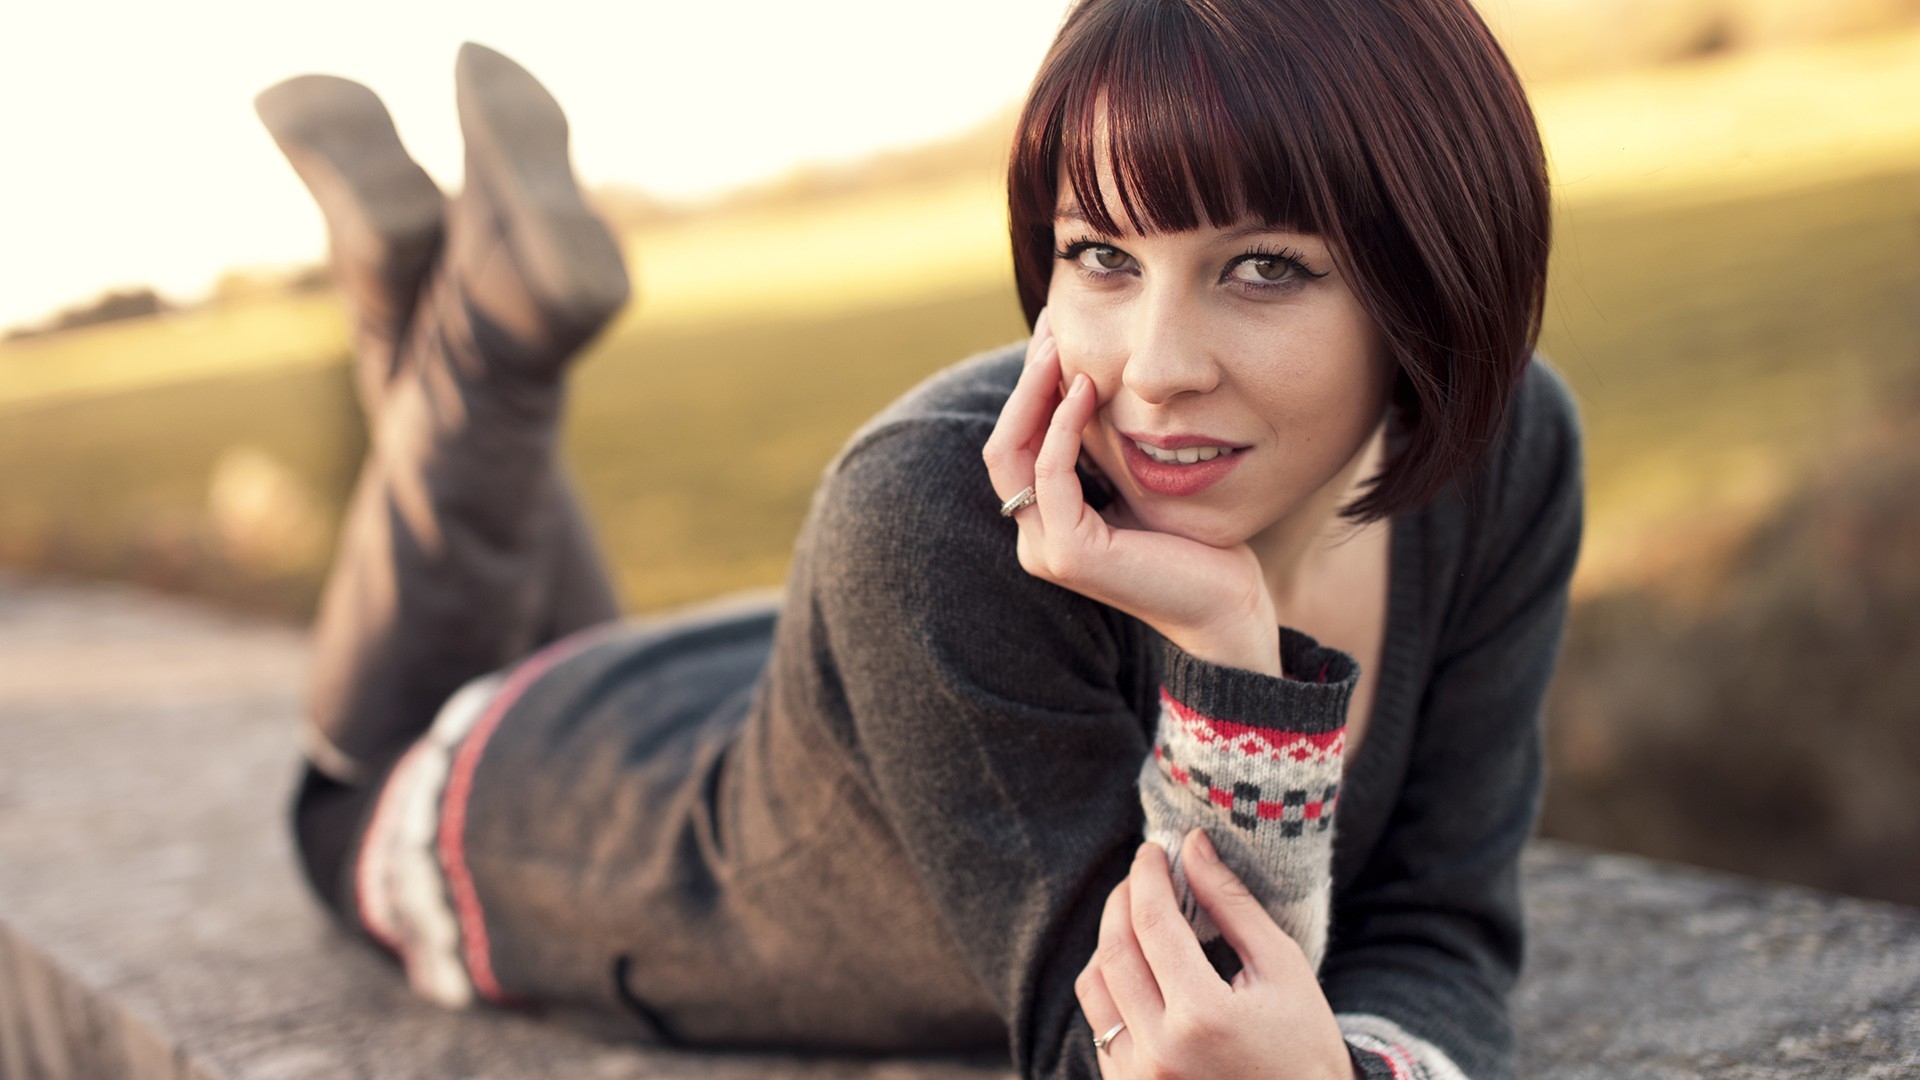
[1225,252,1319,288]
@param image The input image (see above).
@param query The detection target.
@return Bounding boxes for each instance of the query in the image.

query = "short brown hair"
[1008,0,1551,520]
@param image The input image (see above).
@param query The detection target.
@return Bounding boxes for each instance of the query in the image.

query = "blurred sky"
[0,0,1075,332]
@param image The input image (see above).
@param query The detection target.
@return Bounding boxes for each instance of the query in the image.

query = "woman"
[265,2,1578,1079]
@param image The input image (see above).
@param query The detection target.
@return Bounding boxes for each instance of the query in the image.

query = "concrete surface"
[0,571,1915,1079]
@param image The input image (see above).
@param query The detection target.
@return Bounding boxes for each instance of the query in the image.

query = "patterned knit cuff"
[1157,626,1358,734]
[1150,625,1357,848]
[1338,1013,1473,1080]
[1347,1044,1400,1080]
[1142,627,1359,967]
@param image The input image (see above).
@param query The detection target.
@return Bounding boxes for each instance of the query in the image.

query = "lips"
[1132,440,1231,464]
[1119,431,1247,498]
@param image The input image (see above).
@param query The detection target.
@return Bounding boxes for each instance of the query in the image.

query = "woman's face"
[1045,180,1396,552]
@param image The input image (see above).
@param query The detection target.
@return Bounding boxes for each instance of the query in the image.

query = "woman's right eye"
[1054,240,1137,276]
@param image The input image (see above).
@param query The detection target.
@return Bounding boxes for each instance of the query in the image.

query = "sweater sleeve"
[803,414,1348,1080]
[1140,629,1357,972]
[1321,361,1585,1080]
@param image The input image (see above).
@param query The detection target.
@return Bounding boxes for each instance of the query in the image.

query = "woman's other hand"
[983,310,1283,677]
[1075,830,1354,1080]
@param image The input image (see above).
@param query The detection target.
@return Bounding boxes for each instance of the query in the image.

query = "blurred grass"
[0,292,348,409]
[0,360,361,612]
[1549,165,1920,598]
[565,285,1027,610]
[5,158,1913,617]
[0,283,1028,615]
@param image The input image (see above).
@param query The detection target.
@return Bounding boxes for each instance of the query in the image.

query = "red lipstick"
[1119,432,1247,498]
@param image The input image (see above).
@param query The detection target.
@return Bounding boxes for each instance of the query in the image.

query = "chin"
[1124,499,1261,550]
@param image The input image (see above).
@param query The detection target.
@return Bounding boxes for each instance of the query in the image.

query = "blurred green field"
[1545,166,1920,596]
[564,284,1028,609]
[5,159,1915,617]
[0,281,1029,613]
[9,25,1919,617]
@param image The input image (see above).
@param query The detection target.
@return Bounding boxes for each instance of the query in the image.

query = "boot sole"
[454,43,630,328]
[255,75,445,276]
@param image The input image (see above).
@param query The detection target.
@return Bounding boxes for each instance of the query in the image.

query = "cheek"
[1330,285,1394,395]
[1248,307,1391,425]
[1043,288,1129,401]
[1336,316,1396,423]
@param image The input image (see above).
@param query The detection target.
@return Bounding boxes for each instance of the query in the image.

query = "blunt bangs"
[1007,0,1552,522]
[1042,1,1327,242]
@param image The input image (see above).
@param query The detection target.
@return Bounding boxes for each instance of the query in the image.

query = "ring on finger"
[1093,1020,1127,1053]
[999,485,1037,517]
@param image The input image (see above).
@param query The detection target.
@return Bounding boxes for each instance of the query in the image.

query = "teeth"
[1134,440,1231,465]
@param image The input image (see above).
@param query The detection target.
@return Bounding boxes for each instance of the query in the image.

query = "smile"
[1118,434,1248,498]
[1131,440,1236,465]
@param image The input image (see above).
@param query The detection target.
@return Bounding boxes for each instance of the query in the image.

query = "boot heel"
[454,42,630,333]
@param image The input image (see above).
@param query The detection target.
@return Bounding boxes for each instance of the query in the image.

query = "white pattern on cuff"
[354,671,506,1008]
[1337,1012,1472,1080]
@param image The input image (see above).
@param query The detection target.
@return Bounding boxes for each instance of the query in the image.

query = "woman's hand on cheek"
[983,309,1282,677]
[1075,831,1355,1080]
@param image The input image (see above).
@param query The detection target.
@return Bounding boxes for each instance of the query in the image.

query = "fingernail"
[1189,829,1219,864]
[1072,373,1091,396]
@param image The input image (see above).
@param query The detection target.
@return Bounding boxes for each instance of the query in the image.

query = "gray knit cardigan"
[444,343,1583,1080]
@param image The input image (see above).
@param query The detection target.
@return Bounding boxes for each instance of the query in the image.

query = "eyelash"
[1051,236,1328,292]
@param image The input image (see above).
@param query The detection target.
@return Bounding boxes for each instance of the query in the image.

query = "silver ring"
[999,485,1037,517]
[1093,1020,1127,1053]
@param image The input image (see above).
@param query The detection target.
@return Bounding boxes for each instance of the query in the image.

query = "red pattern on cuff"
[1159,689,1345,763]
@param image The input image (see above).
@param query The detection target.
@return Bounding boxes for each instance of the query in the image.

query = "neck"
[1248,421,1388,614]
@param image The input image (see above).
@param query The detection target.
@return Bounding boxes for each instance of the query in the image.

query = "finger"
[1026,305,1053,366]
[1095,878,1166,1026]
[1003,310,1060,437]
[1127,840,1219,994]
[983,337,1063,501]
[1032,372,1098,540]
[990,340,1059,466]
[1076,959,1122,1033]
[1181,828,1302,979]
[1074,963,1131,1061]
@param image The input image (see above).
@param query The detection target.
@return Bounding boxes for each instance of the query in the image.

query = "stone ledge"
[0,571,1915,1079]
[1515,844,1920,1077]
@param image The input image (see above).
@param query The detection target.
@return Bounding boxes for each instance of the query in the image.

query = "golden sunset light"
[0,0,1074,333]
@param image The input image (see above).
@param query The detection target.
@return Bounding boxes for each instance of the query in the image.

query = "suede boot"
[299,44,628,782]
[255,75,444,416]
[442,41,631,381]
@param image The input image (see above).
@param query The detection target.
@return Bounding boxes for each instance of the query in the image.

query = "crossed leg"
[258,45,629,922]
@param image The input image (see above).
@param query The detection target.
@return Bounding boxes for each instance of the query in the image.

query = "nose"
[1119,288,1221,406]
